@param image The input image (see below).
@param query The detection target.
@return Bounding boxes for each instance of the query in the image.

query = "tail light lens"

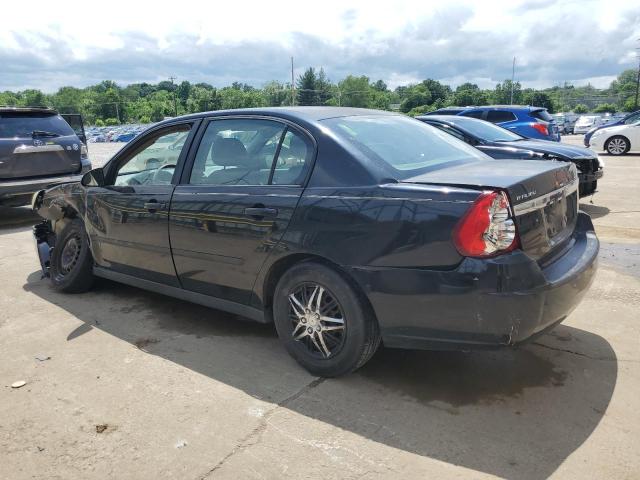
[531,122,549,136]
[453,191,519,257]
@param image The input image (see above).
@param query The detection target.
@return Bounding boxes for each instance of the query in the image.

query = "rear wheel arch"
[261,253,379,329]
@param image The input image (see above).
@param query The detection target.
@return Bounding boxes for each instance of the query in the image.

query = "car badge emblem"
[33,139,44,147]
[72,143,79,151]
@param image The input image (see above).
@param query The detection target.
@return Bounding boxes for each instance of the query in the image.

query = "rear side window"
[0,113,75,138]
[486,110,517,123]
[460,110,484,119]
[530,109,553,122]
[189,118,312,186]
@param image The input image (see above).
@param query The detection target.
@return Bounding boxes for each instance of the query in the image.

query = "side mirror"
[81,167,105,187]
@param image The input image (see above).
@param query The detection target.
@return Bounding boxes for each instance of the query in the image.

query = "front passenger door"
[86,123,195,286]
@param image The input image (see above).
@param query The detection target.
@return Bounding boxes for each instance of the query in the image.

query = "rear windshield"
[531,109,553,122]
[446,116,524,142]
[321,115,488,177]
[0,113,75,138]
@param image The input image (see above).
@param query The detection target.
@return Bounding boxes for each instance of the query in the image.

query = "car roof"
[159,107,400,127]
[465,105,545,112]
[0,106,58,115]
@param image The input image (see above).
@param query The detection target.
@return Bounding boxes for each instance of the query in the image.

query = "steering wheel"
[152,164,176,184]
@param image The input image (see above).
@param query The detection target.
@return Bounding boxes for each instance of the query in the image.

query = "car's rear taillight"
[453,191,519,257]
[531,122,549,136]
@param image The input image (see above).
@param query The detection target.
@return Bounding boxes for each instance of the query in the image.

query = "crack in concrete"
[198,377,326,479]
[531,342,640,363]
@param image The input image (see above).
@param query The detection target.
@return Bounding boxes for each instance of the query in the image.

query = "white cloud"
[1,0,638,91]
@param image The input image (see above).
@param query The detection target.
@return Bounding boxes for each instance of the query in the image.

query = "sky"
[1,0,639,93]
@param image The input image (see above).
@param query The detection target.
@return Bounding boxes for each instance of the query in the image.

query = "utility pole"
[510,56,516,105]
[115,102,120,124]
[290,57,295,106]
[169,76,178,117]
[634,40,640,110]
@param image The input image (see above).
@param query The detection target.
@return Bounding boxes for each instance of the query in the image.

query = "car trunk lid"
[402,159,579,260]
[0,135,82,180]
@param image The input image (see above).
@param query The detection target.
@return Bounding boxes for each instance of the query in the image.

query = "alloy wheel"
[288,283,346,358]
[607,138,627,155]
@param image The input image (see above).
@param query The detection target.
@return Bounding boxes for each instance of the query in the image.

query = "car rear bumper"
[0,173,83,204]
[348,212,598,350]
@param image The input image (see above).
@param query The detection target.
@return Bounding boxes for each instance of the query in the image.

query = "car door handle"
[244,207,278,218]
[144,200,166,212]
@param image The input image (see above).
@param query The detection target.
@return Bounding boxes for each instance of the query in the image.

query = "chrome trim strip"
[13,145,64,154]
[513,179,579,216]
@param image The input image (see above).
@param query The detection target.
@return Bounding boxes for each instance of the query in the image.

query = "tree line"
[0,68,636,125]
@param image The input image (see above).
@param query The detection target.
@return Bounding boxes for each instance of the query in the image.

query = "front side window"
[189,118,312,186]
[321,114,488,178]
[486,110,517,123]
[114,126,191,186]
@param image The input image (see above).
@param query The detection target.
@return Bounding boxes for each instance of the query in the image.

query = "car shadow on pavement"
[579,203,610,219]
[23,271,617,480]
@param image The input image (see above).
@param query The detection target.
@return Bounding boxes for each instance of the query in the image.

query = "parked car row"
[426,105,561,142]
[30,106,599,376]
[86,124,150,143]
[417,115,603,196]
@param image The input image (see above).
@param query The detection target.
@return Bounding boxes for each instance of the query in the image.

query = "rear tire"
[49,218,94,293]
[273,262,380,377]
[605,136,630,155]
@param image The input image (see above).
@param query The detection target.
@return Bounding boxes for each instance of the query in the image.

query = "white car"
[589,121,640,155]
[574,115,603,135]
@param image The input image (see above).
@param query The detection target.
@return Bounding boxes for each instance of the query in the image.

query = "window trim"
[178,115,317,188]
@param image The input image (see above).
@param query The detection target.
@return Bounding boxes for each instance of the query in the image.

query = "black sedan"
[417,115,604,196]
[32,108,598,377]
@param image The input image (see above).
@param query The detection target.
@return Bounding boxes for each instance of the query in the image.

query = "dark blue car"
[427,105,560,142]
[584,110,640,146]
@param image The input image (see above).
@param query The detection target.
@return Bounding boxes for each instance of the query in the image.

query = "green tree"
[400,84,432,113]
[573,104,589,114]
[296,68,318,106]
[263,81,290,107]
[316,69,333,105]
[492,80,522,104]
[522,91,554,111]
[337,76,371,107]
[593,103,617,113]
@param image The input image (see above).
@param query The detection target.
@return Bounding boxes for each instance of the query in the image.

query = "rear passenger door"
[169,117,314,305]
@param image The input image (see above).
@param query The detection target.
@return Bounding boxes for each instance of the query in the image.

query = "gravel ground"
[0,135,638,479]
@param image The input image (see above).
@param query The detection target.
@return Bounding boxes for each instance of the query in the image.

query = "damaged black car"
[32,107,598,376]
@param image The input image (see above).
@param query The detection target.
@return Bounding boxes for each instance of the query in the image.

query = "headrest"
[211,137,250,167]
